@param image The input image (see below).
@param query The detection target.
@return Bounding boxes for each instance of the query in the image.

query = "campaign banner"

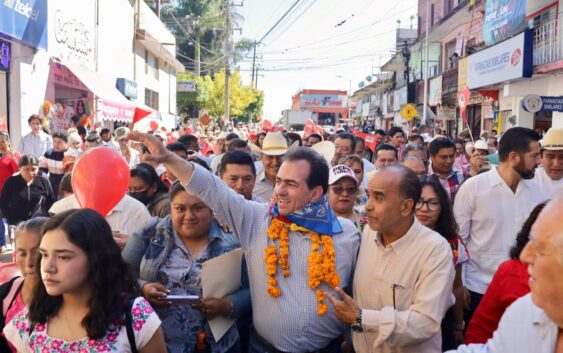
[467,30,533,89]
[299,94,348,109]
[0,0,48,49]
[483,0,528,46]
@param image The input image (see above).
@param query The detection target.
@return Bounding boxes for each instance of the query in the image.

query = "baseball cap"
[329,165,359,185]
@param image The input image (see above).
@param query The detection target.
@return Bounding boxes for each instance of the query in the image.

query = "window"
[145,88,159,110]
[147,53,159,80]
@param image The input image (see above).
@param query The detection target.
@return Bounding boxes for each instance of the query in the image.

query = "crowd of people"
[0,114,562,353]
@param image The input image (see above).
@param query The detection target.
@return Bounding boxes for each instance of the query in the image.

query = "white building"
[0,0,183,148]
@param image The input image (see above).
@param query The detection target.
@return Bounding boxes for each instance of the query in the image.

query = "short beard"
[515,159,535,180]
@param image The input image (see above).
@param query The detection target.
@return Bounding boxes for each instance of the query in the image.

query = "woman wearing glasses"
[327,165,367,232]
[415,175,468,350]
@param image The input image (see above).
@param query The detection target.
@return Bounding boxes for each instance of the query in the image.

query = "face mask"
[129,191,151,205]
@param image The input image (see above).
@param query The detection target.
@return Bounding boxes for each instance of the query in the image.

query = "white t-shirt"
[49,194,151,236]
[3,297,161,353]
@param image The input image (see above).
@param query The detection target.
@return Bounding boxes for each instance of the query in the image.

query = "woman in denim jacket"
[123,181,251,353]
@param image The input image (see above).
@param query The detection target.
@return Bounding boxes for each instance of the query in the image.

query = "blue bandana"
[271,195,343,236]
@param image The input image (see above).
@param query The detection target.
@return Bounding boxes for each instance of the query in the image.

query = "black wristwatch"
[351,310,363,332]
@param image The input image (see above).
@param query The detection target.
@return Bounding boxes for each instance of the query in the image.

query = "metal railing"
[534,19,562,66]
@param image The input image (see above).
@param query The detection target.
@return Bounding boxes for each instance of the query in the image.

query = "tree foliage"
[177,70,263,121]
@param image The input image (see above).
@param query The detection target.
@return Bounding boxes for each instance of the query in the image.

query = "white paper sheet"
[201,248,244,341]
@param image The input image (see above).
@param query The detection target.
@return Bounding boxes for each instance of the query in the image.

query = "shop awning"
[65,63,151,123]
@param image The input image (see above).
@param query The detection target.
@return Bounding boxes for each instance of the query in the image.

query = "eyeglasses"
[331,186,358,195]
[415,198,441,211]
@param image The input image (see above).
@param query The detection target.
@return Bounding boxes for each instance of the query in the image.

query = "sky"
[234,0,419,122]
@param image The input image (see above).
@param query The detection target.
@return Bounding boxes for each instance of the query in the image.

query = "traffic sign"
[400,104,417,121]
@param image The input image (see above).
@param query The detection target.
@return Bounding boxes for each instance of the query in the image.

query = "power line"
[257,0,302,44]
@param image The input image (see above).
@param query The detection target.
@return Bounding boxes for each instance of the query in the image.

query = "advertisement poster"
[0,0,48,49]
[483,0,528,46]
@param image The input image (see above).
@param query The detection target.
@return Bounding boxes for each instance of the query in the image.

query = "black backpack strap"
[125,297,138,353]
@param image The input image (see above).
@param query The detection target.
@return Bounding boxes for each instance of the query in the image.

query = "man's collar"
[489,166,534,189]
[428,163,460,179]
[374,217,419,253]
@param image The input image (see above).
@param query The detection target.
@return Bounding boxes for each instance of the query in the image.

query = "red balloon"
[71,147,130,217]
[149,120,159,131]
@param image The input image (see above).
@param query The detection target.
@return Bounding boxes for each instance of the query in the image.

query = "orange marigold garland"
[264,218,339,315]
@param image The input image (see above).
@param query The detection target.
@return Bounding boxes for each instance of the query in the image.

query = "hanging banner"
[429,76,443,106]
[458,88,471,124]
[483,0,528,46]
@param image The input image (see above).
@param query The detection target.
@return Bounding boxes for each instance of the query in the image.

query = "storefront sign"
[467,30,533,89]
[0,0,48,49]
[483,0,528,46]
[50,62,88,90]
[177,81,196,92]
[49,0,96,70]
[522,94,563,112]
[299,94,348,109]
[429,75,442,106]
[0,41,10,71]
[457,57,468,91]
[116,78,138,100]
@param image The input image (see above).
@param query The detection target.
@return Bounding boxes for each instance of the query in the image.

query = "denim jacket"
[122,216,251,320]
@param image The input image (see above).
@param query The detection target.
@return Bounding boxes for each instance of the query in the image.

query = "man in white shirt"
[19,114,53,158]
[50,193,151,248]
[328,165,454,353]
[534,128,563,197]
[447,197,563,353]
[354,136,376,190]
[453,127,545,322]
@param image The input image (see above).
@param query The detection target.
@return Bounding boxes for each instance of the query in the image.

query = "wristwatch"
[351,310,363,332]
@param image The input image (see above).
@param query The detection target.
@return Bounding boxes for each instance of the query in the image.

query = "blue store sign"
[522,94,563,112]
[116,78,138,100]
[0,0,48,49]
[0,41,10,71]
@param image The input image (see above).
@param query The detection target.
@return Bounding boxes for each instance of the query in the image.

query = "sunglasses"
[331,186,358,195]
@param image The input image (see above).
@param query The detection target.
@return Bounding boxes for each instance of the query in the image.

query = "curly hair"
[28,209,140,339]
[509,202,547,260]
[418,175,458,241]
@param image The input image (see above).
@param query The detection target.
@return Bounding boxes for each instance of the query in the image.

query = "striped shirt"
[39,148,65,197]
[184,164,361,352]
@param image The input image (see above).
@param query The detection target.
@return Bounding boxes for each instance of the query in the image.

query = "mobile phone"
[166,295,200,304]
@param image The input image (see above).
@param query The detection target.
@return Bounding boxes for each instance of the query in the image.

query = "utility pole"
[422,0,430,125]
[251,40,257,84]
[224,0,230,125]
[255,65,260,89]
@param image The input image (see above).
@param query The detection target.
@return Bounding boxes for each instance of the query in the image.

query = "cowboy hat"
[541,128,563,150]
[311,141,335,166]
[258,132,290,156]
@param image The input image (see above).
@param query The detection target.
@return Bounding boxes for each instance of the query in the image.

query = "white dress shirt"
[446,294,559,353]
[453,167,545,294]
[353,219,455,353]
[19,131,53,159]
[49,194,151,236]
[533,166,563,199]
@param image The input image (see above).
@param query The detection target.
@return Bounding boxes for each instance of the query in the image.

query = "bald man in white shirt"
[328,166,454,353]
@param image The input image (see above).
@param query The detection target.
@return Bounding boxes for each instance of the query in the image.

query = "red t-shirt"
[0,152,20,192]
[464,259,530,344]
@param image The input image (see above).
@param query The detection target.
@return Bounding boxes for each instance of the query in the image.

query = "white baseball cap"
[329,165,359,185]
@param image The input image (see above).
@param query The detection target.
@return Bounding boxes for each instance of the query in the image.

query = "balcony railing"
[534,19,562,66]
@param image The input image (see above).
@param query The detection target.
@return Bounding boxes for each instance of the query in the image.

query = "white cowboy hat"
[474,140,488,151]
[259,132,290,156]
[311,141,335,166]
[541,128,563,150]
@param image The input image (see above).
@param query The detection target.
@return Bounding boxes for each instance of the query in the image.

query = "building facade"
[0,0,183,148]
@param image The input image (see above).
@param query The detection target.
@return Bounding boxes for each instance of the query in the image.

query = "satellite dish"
[358,81,365,88]
[366,75,372,82]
